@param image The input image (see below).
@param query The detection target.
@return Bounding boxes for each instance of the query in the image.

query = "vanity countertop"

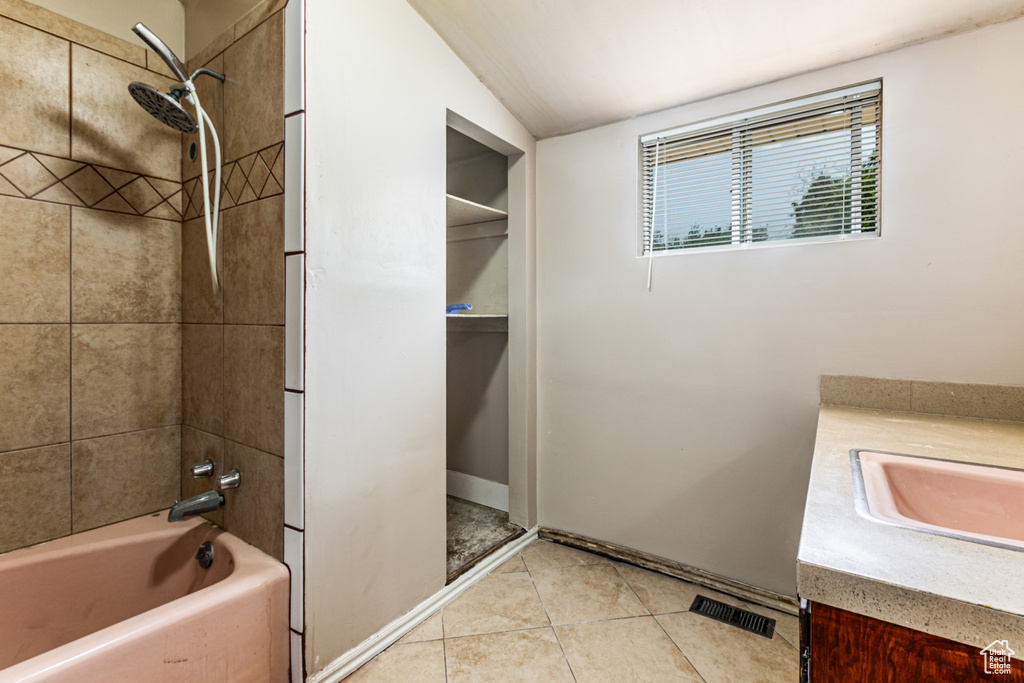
[797,403,1024,648]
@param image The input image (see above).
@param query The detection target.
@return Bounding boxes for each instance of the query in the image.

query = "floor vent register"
[689,595,776,639]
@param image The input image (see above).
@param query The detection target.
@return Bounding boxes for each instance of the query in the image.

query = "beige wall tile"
[521,540,609,571]
[0,152,60,196]
[0,174,21,196]
[530,564,649,625]
[819,375,912,411]
[0,443,71,553]
[0,17,70,157]
[118,177,164,214]
[145,51,178,80]
[186,24,233,77]
[911,380,1024,422]
[657,611,799,683]
[0,146,20,165]
[442,572,550,638]
[446,628,575,683]
[345,641,446,683]
[224,324,284,455]
[223,196,284,325]
[223,439,283,559]
[71,323,181,439]
[62,165,117,205]
[181,425,225,527]
[0,196,70,323]
[71,44,180,181]
[182,323,224,435]
[72,426,181,532]
[71,208,181,323]
[183,54,225,183]
[555,617,703,683]
[234,0,287,41]
[0,0,146,66]
[223,12,283,162]
[182,215,224,323]
[34,181,85,206]
[0,324,69,452]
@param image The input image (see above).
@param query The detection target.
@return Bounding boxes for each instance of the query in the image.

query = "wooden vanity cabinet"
[800,600,1024,682]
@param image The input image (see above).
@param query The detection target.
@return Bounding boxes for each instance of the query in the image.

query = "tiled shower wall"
[178,2,288,562]
[0,2,183,553]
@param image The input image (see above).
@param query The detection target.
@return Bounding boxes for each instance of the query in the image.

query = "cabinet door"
[805,601,1024,682]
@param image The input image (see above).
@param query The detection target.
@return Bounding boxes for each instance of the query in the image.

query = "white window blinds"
[640,81,881,254]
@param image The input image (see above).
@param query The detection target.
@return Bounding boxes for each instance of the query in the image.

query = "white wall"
[303,0,534,674]
[33,0,184,57]
[536,18,1024,597]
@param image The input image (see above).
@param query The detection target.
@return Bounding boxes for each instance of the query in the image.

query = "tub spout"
[168,491,224,522]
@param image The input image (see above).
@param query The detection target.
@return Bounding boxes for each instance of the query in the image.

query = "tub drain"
[195,541,215,569]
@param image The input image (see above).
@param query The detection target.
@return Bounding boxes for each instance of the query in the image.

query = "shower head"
[128,81,198,133]
[128,23,198,133]
[132,22,189,83]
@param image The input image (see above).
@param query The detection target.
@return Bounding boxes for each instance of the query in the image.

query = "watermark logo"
[981,640,1015,675]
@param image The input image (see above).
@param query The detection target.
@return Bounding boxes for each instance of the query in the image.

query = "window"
[640,81,880,255]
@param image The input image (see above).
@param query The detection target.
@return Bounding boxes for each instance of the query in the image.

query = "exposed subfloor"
[446,495,524,583]
[345,540,800,682]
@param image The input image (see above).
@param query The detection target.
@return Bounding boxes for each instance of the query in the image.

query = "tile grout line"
[522,554,579,683]
[607,560,710,682]
[652,613,710,683]
[443,605,758,639]
[1,14,176,77]
[609,560,653,619]
[552,549,709,682]
[441,619,449,683]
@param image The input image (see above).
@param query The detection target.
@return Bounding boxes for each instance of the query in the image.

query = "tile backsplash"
[821,375,1024,422]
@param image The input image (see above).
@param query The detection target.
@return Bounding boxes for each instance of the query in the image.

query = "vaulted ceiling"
[407,0,1024,139]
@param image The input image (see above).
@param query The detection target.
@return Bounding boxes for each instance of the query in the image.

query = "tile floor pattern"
[344,540,800,682]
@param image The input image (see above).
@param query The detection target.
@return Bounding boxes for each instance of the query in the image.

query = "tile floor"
[344,540,800,682]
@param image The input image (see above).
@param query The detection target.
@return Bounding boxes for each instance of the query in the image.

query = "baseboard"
[307,526,539,683]
[539,527,799,616]
[446,469,509,512]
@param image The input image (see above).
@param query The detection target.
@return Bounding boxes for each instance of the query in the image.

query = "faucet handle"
[191,459,215,478]
[217,469,241,490]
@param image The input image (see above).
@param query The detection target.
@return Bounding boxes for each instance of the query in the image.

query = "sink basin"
[851,450,1024,551]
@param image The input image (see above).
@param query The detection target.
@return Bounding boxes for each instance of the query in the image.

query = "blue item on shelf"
[446,303,472,314]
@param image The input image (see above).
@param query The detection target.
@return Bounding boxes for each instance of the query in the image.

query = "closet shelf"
[446,314,508,333]
[446,194,508,228]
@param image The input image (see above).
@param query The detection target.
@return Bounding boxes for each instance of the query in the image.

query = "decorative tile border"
[0,144,182,220]
[182,142,284,220]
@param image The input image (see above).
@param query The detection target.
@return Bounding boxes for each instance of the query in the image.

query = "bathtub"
[0,512,289,682]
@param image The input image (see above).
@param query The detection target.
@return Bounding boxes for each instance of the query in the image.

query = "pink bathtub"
[0,513,289,682]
